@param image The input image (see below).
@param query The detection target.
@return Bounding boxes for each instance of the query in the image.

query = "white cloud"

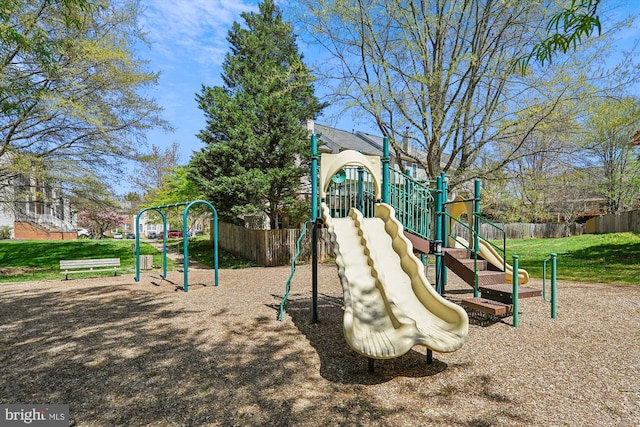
[139,0,258,66]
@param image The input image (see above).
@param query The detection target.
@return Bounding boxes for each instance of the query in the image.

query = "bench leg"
[426,349,433,364]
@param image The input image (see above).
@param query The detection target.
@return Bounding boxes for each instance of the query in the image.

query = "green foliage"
[152,166,201,207]
[0,0,168,202]
[0,225,11,239]
[581,97,640,213]
[516,0,601,72]
[143,165,203,230]
[189,0,324,229]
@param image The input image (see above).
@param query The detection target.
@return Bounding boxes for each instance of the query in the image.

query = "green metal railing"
[388,169,436,241]
[279,219,312,320]
[442,198,507,297]
[323,166,377,219]
[476,215,507,272]
[444,211,479,293]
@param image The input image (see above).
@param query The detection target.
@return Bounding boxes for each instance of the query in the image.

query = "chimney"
[402,126,409,152]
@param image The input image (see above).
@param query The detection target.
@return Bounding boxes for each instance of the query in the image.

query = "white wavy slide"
[322,202,468,359]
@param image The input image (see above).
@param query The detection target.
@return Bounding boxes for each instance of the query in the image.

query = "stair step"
[479,284,542,303]
[460,297,513,316]
[442,247,469,259]
[403,231,431,254]
[476,270,506,285]
[457,258,488,270]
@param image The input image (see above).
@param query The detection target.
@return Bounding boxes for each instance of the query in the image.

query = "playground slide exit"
[322,202,468,360]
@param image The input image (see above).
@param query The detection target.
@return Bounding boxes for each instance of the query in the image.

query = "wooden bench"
[60,258,120,280]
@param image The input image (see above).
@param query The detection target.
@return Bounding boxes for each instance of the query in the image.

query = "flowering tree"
[78,208,124,239]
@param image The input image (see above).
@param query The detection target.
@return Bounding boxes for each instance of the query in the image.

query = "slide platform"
[322,202,468,359]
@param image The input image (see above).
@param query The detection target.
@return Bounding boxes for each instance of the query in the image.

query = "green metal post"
[357,167,364,212]
[183,206,189,292]
[441,171,448,292]
[474,179,481,250]
[161,214,167,278]
[182,200,219,292]
[311,134,319,323]
[135,211,142,282]
[512,255,519,328]
[551,253,557,319]
[382,137,390,204]
[473,179,481,297]
[435,175,443,294]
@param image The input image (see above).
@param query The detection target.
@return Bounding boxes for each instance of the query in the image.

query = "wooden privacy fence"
[454,222,585,240]
[586,210,640,234]
[220,213,637,267]
[217,222,333,267]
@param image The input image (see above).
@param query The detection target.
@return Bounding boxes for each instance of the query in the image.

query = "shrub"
[0,226,12,239]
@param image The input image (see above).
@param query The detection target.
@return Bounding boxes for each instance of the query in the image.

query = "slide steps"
[443,248,541,316]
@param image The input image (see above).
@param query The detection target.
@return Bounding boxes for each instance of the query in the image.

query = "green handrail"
[388,168,437,241]
[443,211,480,294]
[443,210,508,296]
[279,219,312,321]
[475,215,507,273]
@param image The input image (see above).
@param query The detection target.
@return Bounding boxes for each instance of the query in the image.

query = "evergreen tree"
[189,0,324,229]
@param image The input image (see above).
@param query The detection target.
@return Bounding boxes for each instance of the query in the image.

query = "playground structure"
[280,134,558,367]
[134,200,219,292]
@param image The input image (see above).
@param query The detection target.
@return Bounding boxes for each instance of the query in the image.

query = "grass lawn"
[1,232,638,285]
[0,236,253,283]
[504,232,640,285]
[0,239,171,283]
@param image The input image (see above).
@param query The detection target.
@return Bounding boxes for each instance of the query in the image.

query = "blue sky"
[128,0,639,194]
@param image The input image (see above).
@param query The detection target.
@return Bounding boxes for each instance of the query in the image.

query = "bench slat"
[60,258,120,269]
[60,258,120,280]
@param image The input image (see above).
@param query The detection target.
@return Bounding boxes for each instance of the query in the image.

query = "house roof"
[313,124,385,157]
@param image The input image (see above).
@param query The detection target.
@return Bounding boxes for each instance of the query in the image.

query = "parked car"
[157,230,183,239]
[126,233,135,239]
[147,231,157,239]
[113,232,123,239]
[77,228,91,238]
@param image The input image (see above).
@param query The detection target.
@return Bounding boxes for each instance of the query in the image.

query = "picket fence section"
[585,210,640,234]
[218,222,332,267]
[473,222,585,240]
